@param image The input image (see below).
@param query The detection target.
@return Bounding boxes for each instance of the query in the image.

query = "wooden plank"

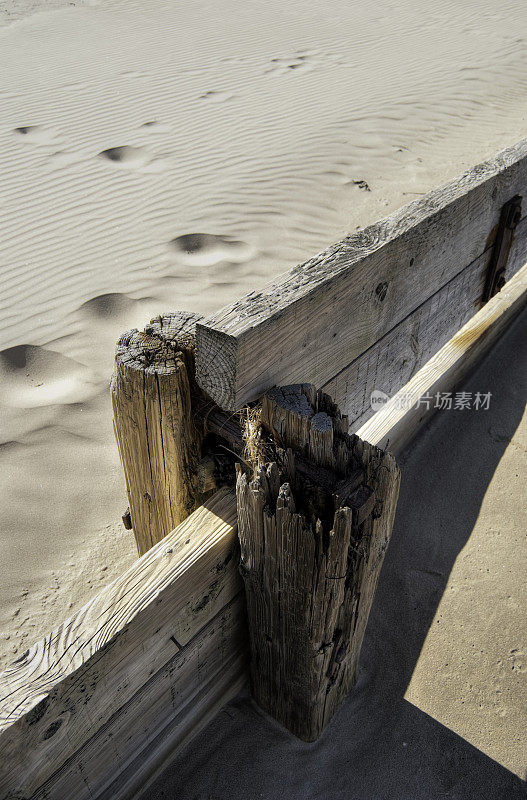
[356,263,527,456]
[195,138,527,410]
[0,488,243,800]
[31,599,247,800]
[325,213,527,431]
[101,643,246,800]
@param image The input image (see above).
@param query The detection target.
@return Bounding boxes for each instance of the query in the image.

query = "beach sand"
[0,1,525,772]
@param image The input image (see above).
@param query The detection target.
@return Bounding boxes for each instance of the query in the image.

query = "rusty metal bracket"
[482,195,522,304]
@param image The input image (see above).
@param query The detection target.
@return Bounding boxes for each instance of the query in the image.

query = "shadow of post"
[141,307,527,800]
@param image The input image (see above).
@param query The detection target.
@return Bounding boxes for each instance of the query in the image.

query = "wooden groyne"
[196,140,527,421]
[2,139,527,800]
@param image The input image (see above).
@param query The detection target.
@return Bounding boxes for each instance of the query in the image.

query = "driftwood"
[236,384,401,741]
[112,312,206,555]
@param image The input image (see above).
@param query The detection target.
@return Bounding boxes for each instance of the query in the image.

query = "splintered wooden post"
[236,384,401,741]
[112,312,206,556]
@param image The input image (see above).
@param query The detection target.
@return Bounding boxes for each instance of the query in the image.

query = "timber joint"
[482,194,522,304]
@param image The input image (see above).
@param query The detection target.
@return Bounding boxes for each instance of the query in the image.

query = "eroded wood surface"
[237,385,400,740]
[112,311,206,554]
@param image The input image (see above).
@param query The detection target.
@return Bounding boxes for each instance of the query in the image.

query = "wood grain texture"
[97,634,247,800]
[195,138,527,410]
[325,214,527,432]
[0,489,244,800]
[323,249,487,430]
[112,311,206,555]
[27,600,247,800]
[237,385,400,741]
[357,263,527,456]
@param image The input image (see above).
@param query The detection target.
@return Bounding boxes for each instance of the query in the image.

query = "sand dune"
[1,0,527,679]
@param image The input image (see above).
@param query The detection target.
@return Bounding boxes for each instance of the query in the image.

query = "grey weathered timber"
[30,602,247,800]
[0,489,245,800]
[112,311,206,555]
[195,138,527,410]
[236,385,400,741]
[326,213,527,431]
[93,621,245,800]
[357,262,527,455]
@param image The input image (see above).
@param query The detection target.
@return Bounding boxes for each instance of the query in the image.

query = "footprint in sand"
[168,233,256,267]
[0,345,96,408]
[78,292,141,322]
[199,90,235,103]
[13,125,60,145]
[98,145,150,167]
[75,293,157,364]
[98,144,169,173]
[139,121,171,133]
[265,54,314,76]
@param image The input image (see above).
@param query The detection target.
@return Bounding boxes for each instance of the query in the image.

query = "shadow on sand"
[143,307,527,800]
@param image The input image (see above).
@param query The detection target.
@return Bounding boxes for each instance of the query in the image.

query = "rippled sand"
[1,0,526,676]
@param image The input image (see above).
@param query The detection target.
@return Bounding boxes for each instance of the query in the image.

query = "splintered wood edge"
[357,263,527,455]
[114,311,203,376]
[235,385,401,740]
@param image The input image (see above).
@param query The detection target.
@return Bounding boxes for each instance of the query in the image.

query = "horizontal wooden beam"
[36,600,247,800]
[96,616,246,800]
[356,262,527,455]
[0,489,245,800]
[327,214,527,432]
[195,138,527,410]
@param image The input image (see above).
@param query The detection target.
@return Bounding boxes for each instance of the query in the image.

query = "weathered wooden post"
[112,308,400,737]
[236,384,400,741]
[111,312,206,555]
